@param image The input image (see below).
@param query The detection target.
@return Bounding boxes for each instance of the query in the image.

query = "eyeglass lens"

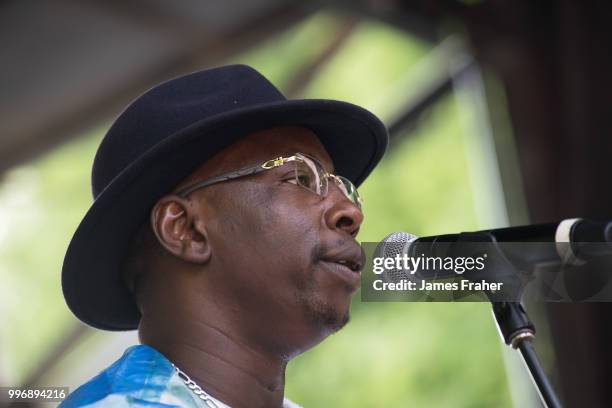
[293,155,362,208]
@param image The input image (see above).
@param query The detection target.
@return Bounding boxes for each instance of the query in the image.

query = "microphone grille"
[374,231,418,283]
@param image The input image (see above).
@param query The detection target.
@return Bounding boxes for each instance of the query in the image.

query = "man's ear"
[150,195,212,264]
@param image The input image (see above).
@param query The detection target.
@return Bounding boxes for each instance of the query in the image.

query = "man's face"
[178,126,364,349]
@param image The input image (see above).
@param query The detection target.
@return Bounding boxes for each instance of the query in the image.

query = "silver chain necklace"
[172,363,221,408]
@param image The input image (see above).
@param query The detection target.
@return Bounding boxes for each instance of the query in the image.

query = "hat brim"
[62,99,388,330]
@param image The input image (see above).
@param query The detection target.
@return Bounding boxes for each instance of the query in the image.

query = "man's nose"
[323,184,364,237]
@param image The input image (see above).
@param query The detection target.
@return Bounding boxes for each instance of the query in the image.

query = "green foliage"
[0,132,102,383]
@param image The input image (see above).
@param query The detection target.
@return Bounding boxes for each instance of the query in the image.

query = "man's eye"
[286,173,312,187]
[296,173,312,187]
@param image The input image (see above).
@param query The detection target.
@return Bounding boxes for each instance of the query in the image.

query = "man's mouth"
[334,259,362,272]
[320,247,364,288]
[320,261,361,289]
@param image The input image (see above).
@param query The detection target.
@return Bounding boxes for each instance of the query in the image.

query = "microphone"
[374,218,612,284]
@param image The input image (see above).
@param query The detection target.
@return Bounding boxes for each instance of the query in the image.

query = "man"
[60,65,388,407]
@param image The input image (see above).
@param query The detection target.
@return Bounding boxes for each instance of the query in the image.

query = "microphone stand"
[417,230,569,406]
[452,233,563,407]
[491,302,562,408]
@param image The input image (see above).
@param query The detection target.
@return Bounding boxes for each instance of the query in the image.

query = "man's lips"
[320,245,364,288]
[321,244,364,270]
[329,258,362,272]
[320,261,361,289]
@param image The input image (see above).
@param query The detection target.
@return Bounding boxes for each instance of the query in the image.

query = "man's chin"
[303,297,351,333]
[294,280,354,335]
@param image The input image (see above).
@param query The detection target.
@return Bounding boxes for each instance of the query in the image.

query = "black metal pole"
[517,340,562,408]
[491,302,562,408]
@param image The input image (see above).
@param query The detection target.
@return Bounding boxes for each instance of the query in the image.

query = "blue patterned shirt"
[60,344,300,407]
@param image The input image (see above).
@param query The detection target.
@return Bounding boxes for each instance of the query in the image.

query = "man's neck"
[138,310,288,408]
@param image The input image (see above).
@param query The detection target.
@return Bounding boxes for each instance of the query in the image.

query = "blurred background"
[2,1,612,407]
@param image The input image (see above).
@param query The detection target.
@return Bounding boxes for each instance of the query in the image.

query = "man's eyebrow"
[301,152,334,173]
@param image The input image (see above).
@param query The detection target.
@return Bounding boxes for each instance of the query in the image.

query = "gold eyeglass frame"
[175,153,363,208]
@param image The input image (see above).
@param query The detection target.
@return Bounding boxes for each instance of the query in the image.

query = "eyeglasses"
[175,152,363,209]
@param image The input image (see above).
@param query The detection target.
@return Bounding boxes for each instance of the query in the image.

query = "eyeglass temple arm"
[175,163,267,197]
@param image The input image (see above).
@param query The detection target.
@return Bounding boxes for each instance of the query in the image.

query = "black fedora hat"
[62,64,388,330]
